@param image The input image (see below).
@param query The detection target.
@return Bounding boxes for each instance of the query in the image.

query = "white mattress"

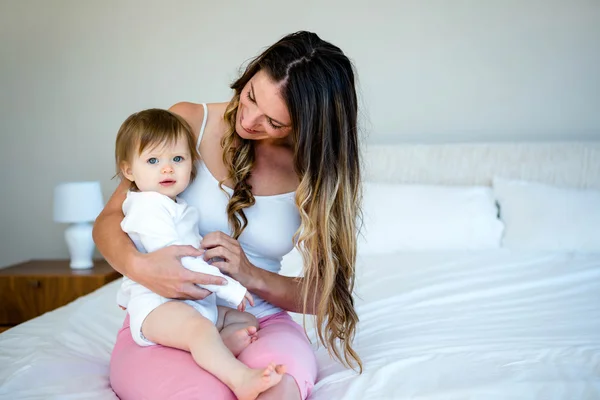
[1,251,599,399]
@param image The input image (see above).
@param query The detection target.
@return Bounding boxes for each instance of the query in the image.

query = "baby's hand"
[237,291,255,312]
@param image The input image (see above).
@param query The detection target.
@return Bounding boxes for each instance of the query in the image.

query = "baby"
[114,108,285,400]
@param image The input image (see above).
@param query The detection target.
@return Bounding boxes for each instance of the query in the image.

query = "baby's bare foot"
[233,363,287,400]
[221,326,258,356]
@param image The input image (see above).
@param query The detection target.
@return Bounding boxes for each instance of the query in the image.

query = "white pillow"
[493,177,600,252]
[358,182,504,254]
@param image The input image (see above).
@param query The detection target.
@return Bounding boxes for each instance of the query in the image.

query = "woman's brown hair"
[221,31,362,372]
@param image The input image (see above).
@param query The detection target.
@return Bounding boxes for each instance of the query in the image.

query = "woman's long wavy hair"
[221,31,362,372]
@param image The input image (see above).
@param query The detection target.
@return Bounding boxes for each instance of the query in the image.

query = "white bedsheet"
[1,251,599,399]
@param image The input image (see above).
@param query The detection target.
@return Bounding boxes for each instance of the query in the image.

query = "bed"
[1,142,599,399]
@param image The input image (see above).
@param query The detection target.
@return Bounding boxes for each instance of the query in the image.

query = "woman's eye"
[268,119,282,130]
[173,156,183,162]
[147,158,158,165]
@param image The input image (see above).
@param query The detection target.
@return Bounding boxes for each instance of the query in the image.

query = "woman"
[94,30,362,400]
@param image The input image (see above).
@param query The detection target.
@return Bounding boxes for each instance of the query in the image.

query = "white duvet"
[1,251,599,399]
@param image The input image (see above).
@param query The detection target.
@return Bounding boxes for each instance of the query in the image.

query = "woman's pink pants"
[109,311,318,399]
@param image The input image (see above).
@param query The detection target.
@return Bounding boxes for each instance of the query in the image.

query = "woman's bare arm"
[247,269,317,315]
[93,179,137,274]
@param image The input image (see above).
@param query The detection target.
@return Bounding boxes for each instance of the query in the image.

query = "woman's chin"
[236,128,261,141]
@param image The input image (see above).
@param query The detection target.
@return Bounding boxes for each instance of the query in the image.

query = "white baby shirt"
[117,191,247,345]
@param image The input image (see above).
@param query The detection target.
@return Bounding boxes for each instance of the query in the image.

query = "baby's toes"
[262,363,275,377]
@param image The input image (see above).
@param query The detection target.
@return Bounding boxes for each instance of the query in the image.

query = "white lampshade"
[54,181,104,223]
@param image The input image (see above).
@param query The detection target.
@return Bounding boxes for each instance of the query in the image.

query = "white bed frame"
[363,142,600,189]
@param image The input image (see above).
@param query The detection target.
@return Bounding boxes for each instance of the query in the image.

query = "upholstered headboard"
[363,142,600,189]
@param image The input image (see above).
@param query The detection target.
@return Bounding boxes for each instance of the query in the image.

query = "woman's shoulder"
[168,102,205,136]
[168,102,228,142]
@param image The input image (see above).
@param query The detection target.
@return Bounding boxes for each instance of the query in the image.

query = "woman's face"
[236,69,292,143]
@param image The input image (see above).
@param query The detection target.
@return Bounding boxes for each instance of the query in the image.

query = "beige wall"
[0,0,599,267]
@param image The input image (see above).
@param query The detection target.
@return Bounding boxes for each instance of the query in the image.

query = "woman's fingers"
[175,244,204,258]
[199,231,254,284]
[210,260,230,274]
[178,270,226,300]
[184,269,227,286]
[203,246,235,263]
[201,231,237,249]
[182,284,213,300]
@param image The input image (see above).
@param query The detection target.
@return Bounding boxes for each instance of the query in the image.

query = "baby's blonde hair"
[115,108,200,191]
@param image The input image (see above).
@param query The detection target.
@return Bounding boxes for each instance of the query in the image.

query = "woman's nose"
[244,103,261,129]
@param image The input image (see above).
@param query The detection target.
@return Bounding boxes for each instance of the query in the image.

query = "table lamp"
[53,181,104,269]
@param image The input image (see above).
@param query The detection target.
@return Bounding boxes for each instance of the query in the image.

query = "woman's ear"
[120,162,134,182]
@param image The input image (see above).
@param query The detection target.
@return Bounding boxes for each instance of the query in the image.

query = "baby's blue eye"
[173,156,183,162]
[147,158,158,165]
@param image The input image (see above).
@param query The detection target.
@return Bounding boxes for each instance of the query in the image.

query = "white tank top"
[180,104,301,318]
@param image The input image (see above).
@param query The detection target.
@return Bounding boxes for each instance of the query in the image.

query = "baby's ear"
[120,162,134,182]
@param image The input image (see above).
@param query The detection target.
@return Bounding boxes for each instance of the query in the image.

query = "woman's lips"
[240,113,258,134]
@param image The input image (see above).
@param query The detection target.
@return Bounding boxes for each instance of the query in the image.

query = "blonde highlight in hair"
[222,31,363,372]
[221,95,256,239]
[293,86,362,373]
[114,108,200,190]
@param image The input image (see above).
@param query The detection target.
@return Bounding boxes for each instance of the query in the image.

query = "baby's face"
[124,138,192,200]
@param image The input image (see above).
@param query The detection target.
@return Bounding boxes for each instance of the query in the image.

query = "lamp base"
[64,222,95,269]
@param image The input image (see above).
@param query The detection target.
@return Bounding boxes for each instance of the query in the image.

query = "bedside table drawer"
[0,259,121,328]
[0,275,108,325]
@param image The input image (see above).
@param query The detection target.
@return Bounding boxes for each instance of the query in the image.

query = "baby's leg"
[142,301,286,400]
[216,306,260,356]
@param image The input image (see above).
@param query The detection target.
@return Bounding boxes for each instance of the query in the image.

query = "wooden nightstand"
[0,259,121,333]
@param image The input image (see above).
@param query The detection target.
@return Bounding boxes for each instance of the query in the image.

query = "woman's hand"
[200,231,257,286]
[130,244,227,300]
[238,291,255,312]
